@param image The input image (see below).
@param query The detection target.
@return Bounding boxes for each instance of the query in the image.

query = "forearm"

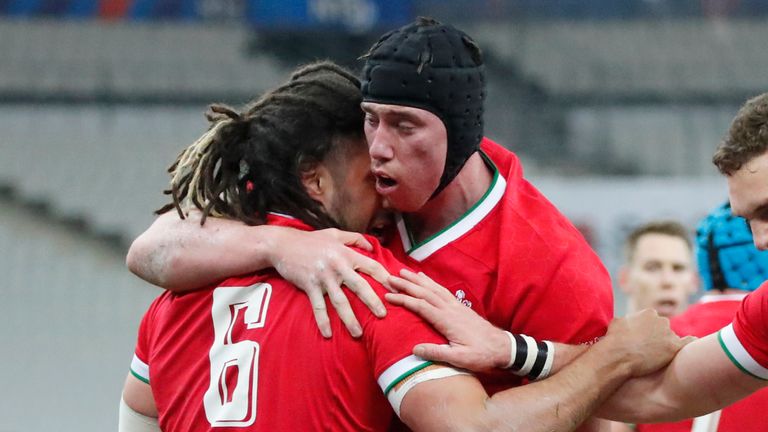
[126,211,276,291]
[480,340,633,432]
[598,334,766,423]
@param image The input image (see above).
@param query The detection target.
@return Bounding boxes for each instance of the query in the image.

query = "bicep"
[122,372,157,417]
[398,369,489,432]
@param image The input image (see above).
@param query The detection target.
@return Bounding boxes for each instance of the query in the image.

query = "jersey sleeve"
[484,137,613,344]
[507,240,613,346]
[542,245,614,344]
[354,243,452,397]
[365,300,449,396]
[718,285,768,380]
[130,295,166,384]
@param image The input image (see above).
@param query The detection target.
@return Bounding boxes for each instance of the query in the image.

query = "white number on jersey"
[203,284,272,427]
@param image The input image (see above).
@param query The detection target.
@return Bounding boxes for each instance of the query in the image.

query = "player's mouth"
[375,173,398,195]
[654,299,678,317]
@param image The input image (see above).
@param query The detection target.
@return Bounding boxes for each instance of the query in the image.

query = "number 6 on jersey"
[203,284,272,427]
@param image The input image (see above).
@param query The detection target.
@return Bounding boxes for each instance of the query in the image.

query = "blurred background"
[0,0,764,430]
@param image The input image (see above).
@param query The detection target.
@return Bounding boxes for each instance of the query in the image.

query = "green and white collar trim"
[718,323,768,380]
[397,157,506,262]
[700,293,749,304]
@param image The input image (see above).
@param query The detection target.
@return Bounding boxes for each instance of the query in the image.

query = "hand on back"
[386,269,510,372]
[271,227,393,338]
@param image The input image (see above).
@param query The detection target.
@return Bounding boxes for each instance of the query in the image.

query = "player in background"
[125,18,614,429]
[611,221,698,432]
[618,221,698,318]
[631,203,768,431]
[386,92,768,426]
[120,61,686,432]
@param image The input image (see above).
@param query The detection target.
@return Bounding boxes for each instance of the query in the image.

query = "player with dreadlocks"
[120,61,686,432]
[119,61,456,431]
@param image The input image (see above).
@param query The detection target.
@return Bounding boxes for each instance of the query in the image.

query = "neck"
[405,152,493,243]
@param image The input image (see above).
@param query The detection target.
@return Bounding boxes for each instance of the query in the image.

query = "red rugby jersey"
[638,293,768,432]
[722,283,768,379]
[388,138,613,394]
[130,214,446,432]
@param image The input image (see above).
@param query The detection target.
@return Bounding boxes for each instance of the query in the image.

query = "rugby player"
[120,62,685,432]
[389,93,768,427]
[127,18,614,429]
[634,204,768,431]
[618,221,697,318]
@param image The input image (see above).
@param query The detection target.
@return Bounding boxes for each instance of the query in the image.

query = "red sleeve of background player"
[718,283,768,379]
[129,293,169,384]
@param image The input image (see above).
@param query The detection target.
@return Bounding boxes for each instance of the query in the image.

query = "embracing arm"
[386,270,687,431]
[398,312,684,432]
[598,333,767,423]
[126,211,277,291]
[127,210,392,337]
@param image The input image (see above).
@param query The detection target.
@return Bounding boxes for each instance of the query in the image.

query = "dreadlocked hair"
[157,61,365,229]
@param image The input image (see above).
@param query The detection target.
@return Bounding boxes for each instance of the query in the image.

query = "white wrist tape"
[536,340,555,380]
[504,330,517,369]
[504,331,555,381]
[387,367,469,417]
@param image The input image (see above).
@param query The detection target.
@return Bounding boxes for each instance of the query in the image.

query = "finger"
[306,288,332,338]
[385,293,444,326]
[323,278,362,338]
[336,230,373,251]
[400,269,455,302]
[350,253,393,290]
[384,292,432,316]
[340,268,387,318]
[389,275,443,305]
[384,292,409,306]
[413,343,458,364]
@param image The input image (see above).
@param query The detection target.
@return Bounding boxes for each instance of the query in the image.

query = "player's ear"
[300,162,331,201]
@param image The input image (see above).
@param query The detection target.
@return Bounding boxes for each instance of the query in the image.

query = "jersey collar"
[699,293,750,303]
[397,152,506,262]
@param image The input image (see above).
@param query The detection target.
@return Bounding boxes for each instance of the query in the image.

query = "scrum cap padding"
[361,20,485,196]
[696,202,768,291]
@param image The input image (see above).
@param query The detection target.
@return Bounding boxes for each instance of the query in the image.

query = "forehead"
[728,151,768,218]
[361,102,435,119]
[631,233,692,262]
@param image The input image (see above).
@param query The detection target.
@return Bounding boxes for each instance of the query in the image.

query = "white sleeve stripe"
[718,324,768,380]
[387,367,469,417]
[130,354,150,384]
[378,354,432,395]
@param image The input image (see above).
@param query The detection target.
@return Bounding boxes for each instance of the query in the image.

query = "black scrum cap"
[361,18,485,197]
